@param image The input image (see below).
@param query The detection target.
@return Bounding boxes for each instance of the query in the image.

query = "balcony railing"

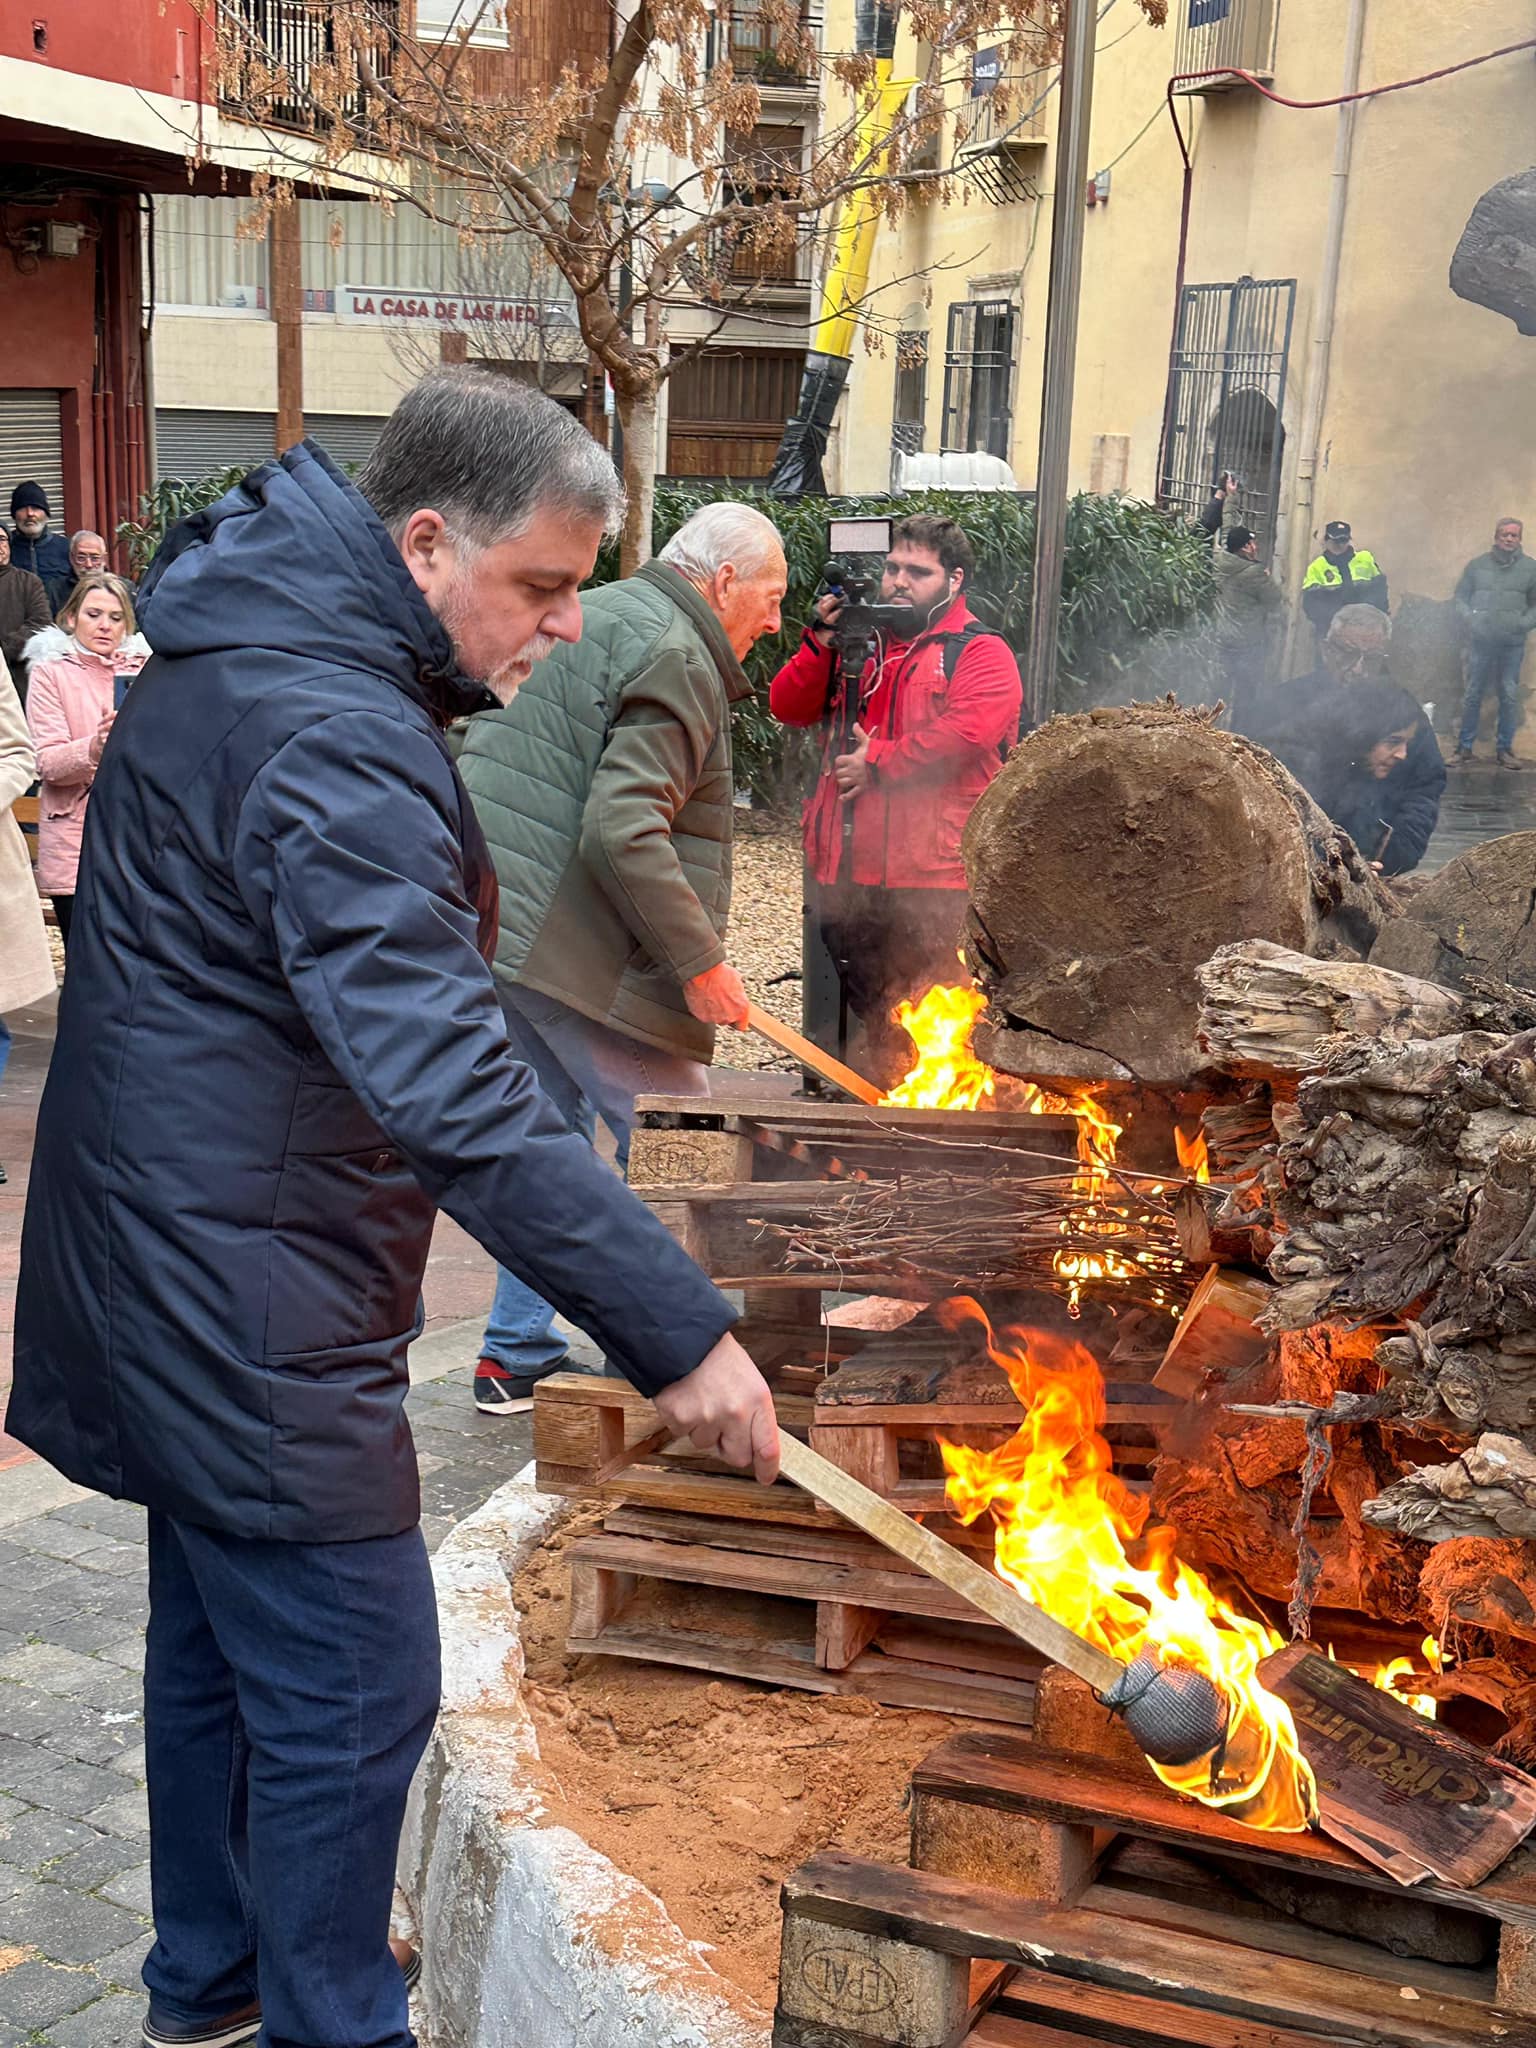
[956,71,1051,151]
[1172,0,1277,90]
[217,0,400,132]
[709,7,818,87]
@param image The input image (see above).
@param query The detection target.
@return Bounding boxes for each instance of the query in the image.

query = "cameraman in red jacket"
[769,514,1022,1080]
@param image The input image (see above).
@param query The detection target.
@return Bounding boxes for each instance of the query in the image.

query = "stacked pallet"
[774,1716,1536,2045]
[531,1092,1140,1722]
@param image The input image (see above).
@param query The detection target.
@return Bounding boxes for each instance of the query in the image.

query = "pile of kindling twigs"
[751,1165,1195,1313]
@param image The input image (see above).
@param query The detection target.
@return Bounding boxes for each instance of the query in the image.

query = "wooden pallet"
[775,1846,1536,2047]
[898,1729,1536,2033]
[563,1507,1040,1725]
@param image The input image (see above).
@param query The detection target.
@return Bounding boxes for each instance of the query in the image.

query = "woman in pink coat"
[26,571,146,947]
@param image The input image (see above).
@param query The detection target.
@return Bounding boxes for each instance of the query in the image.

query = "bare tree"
[204,0,1165,569]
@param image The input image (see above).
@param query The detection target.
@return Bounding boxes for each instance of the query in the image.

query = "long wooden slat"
[970,1976,1343,2048]
[777,1435,1123,1695]
[634,1093,1080,1146]
[745,1001,883,1104]
[782,1852,1536,2048]
[912,1731,1536,1928]
[602,1506,996,1564]
[566,1622,1035,1725]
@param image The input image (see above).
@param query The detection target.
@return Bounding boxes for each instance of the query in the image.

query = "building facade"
[835,0,1535,645]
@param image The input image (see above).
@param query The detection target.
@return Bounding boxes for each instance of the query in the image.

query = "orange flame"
[1174,1125,1210,1184]
[937,1299,1318,1831]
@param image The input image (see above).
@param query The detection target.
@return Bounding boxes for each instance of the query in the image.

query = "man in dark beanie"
[9,482,73,611]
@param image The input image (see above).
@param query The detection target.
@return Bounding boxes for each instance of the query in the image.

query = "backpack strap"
[941,620,1006,682]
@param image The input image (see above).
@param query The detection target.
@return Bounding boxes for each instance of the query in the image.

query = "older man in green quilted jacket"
[456,501,787,1411]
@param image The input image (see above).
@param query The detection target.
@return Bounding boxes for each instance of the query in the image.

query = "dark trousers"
[817,883,967,1085]
[51,894,72,949]
[142,1514,440,2048]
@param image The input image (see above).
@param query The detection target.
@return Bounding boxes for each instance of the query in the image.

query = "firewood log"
[1372,831,1536,991]
[1418,1538,1536,1647]
[1361,1434,1536,1542]
[1196,940,1468,1081]
[963,703,1393,1088]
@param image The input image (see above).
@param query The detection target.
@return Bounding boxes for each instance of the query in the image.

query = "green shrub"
[117,469,251,580]
[593,484,1221,802]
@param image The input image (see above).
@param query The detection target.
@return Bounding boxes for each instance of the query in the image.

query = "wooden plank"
[567,1621,1036,1725]
[1155,1265,1274,1399]
[911,1731,1536,1929]
[567,1530,1023,1631]
[601,1507,994,1564]
[781,1853,1536,2048]
[811,1424,903,1494]
[971,1976,1344,2048]
[1261,1642,1536,1890]
[912,1796,1104,1906]
[533,1371,815,1429]
[634,1095,1079,1148]
[538,1462,833,1526]
[627,1125,754,1188]
[778,1910,970,2045]
[818,1603,883,1671]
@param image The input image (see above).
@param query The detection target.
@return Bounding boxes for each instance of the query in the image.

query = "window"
[216,0,393,127]
[413,0,507,46]
[941,300,1015,461]
[718,125,807,286]
[1159,276,1296,562]
[891,331,927,455]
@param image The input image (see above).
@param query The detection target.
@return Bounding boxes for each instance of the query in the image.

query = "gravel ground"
[717,812,804,1077]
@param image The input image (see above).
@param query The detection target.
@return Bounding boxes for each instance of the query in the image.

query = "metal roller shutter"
[155,409,389,479]
[0,390,66,526]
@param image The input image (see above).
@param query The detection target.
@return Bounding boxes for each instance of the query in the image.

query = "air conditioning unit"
[1172,0,1277,93]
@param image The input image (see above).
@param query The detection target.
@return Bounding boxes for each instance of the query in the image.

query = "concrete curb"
[400,1469,770,2048]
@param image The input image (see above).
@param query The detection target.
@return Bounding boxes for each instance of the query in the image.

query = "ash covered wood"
[962,703,1392,1088]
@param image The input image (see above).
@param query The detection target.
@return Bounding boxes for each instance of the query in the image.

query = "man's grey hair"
[659,502,784,584]
[357,367,625,552]
[1328,603,1392,644]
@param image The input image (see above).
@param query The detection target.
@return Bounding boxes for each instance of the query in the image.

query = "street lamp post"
[1023,0,1098,731]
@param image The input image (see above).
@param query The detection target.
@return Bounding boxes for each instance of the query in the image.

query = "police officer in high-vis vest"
[1302,519,1388,642]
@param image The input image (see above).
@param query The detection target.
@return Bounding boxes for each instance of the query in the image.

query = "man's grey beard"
[438,569,554,704]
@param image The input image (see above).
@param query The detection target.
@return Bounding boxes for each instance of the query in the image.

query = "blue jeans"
[142,1514,440,2048]
[0,1013,10,1094]
[1459,642,1527,754]
[480,985,708,1375]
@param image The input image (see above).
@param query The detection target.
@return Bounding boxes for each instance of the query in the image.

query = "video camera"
[820,514,910,646]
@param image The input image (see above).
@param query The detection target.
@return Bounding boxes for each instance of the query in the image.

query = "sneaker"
[474,1356,552,1414]
[143,2005,261,2048]
[1500,750,1526,771]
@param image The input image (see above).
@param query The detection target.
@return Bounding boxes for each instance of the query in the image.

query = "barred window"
[892,331,928,455]
[940,300,1015,460]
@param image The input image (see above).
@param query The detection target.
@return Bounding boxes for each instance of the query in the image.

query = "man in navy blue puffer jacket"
[8,369,779,2048]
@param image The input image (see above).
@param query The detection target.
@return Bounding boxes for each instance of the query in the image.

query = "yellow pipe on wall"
[811,58,916,360]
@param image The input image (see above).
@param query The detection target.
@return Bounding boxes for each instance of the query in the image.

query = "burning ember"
[937,1298,1319,1831]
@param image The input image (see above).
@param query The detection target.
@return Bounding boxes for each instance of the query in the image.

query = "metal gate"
[0,390,66,529]
[1159,276,1296,562]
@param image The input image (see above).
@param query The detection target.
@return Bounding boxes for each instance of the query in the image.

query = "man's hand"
[684,960,750,1028]
[809,591,845,648]
[834,722,873,801]
[652,1332,780,1484]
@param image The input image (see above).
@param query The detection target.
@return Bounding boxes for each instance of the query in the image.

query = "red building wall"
[0,0,204,99]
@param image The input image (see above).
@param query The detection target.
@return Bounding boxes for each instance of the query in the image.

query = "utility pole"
[269,198,305,454]
[1023,0,1097,730]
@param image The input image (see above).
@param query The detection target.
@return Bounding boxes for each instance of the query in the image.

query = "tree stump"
[1450,168,1536,338]
[964,704,1391,1087]
[1371,833,1536,990]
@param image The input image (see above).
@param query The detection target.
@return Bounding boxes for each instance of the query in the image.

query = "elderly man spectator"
[68,529,109,583]
[1453,517,1536,769]
[0,528,51,701]
[455,500,787,1413]
[1239,604,1445,876]
[1302,519,1388,642]
[7,368,778,2048]
[8,483,73,610]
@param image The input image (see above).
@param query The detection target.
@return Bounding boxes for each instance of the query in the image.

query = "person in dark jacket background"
[1303,679,1427,870]
[8,481,73,611]
[0,527,51,699]
[7,368,778,2048]
[1212,524,1284,720]
[1239,605,1444,876]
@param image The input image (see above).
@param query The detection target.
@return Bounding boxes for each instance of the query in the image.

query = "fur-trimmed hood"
[23,623,152,670]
